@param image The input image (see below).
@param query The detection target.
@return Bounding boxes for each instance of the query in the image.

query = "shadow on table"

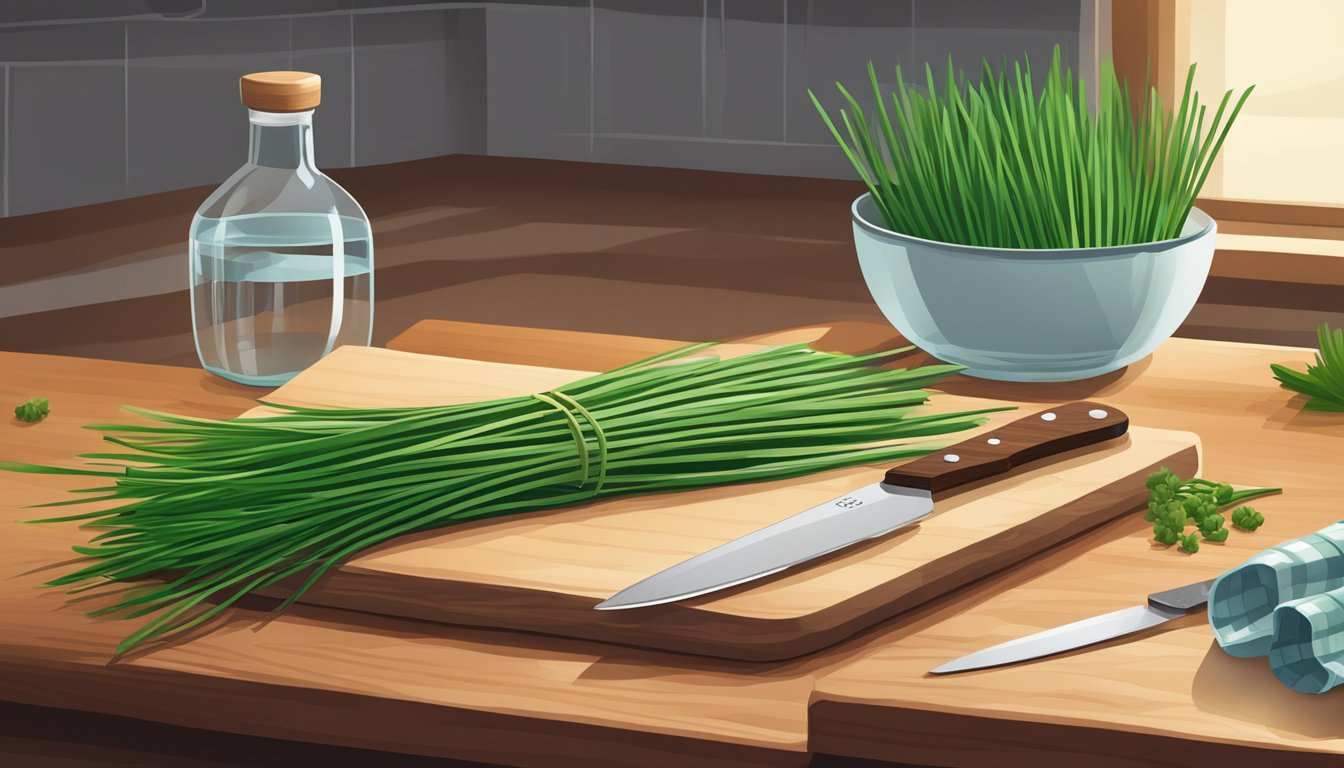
[1246,390,1344,437]
[798,323,1150,403]
[1192,639,1344,739]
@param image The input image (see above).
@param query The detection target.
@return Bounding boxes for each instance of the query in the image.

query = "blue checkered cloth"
[1209,522,1344,694]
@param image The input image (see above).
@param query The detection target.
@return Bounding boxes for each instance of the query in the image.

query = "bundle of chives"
[810,45,1253,249]
[4,343,1008,656]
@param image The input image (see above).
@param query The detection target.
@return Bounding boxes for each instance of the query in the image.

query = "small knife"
[596,401,1129,611]
[930,578,1214,674]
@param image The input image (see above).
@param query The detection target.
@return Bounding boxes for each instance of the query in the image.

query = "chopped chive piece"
[14,397,49,423]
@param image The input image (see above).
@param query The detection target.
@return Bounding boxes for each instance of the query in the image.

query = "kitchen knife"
[930,578,1214,674]
[596,401,1129,611]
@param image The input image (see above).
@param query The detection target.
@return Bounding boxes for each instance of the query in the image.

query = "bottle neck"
[247,109,317,170]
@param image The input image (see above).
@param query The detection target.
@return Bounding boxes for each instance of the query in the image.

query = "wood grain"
[2,321,1337,768]
[883,400,1130,494]
[787,327,1344,767]
[389,321,1344,765]
[386,319,691,372]
[249,346,1197,660]
[0,351,815,768]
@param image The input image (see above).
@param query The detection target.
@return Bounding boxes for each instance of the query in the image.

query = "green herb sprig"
[1144,467,1279,553]
[1178,532,1201,555]
[811,45,1253,249]
[14,398,49,423]
[3,343,1011,657]
[1271,324,1344,412]
[1231,506,1266,532]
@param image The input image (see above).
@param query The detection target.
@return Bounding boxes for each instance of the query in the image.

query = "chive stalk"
[812,45,1253,249]
[5,343,1009,656]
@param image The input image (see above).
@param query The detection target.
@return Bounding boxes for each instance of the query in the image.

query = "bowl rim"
[851,192,1215,257]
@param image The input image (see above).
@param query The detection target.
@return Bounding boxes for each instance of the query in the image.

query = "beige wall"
[1187,0,1344,205]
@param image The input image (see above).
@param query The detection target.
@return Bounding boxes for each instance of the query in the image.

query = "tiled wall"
[488,0,1093,177]
[0,1,486,217]
[0,0,1095,217]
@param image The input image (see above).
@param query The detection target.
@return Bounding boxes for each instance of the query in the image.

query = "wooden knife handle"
[883,401,1129,497]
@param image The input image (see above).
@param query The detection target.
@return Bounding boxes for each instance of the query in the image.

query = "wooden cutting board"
[247,345,1200,661]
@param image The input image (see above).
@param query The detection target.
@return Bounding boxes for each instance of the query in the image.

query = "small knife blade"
[930,578,1215,674]
[597,482,933,610]
[596,401,1129,611]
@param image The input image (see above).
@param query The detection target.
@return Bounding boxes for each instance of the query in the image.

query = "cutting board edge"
[292,439,1200,662]
[251,345,1206,662]
[772,440,1203,658]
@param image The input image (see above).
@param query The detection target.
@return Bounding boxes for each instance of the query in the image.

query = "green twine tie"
[530,391,609,493]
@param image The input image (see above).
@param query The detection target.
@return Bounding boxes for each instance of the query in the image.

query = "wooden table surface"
[797,331,1344,768]
[2,319,1341,767]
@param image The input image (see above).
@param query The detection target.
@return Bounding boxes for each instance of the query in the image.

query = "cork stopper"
[240,71,321,113]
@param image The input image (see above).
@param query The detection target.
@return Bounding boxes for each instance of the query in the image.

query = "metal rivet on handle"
[943,454,961,463]
[986,438,1001,445]
[1040,412,1057,422]
[1088,409,1109,419]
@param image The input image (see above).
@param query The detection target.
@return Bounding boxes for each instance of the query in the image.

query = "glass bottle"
[189,71,373,386]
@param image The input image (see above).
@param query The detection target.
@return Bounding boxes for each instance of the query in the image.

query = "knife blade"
[930,578,1214,674]
[596,401,1129,611]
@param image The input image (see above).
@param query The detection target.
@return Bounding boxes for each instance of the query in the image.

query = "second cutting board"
[251,346,1200,661]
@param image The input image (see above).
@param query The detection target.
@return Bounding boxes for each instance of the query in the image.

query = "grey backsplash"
[0,0,1092,217]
